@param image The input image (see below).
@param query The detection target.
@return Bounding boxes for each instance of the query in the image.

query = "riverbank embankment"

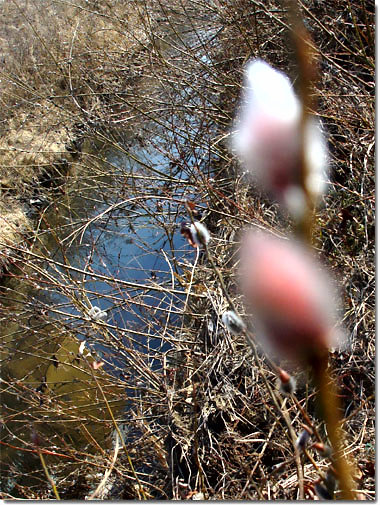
[0,0,374,500]
[0,0,153,270]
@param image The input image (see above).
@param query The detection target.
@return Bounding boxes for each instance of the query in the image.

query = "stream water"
[0,19,222,495]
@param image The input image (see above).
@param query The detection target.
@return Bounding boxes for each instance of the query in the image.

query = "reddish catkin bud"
[312,442,333,458]
[240,231,344,363]
[278,369,296,395]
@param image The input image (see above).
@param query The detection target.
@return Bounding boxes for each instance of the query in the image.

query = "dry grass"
[0,0,374,499]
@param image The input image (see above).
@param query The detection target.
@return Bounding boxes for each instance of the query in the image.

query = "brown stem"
[312,353,356,500]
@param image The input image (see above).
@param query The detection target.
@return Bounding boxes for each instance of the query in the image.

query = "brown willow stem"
[249,341,305,499]
[38,450,61,500]
[312,353,356,500]
[285,0,320,243]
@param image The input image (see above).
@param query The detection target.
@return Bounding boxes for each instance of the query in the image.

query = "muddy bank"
[0,0,155,270]
[0,105,80,258]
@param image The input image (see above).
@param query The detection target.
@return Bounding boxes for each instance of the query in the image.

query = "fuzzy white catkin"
[296,429,310,451]
[221,311,246,335]
[190,222,210,247]
[88,306,107,321]
[232,59,328,215]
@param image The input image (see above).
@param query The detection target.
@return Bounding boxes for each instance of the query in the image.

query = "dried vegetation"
[0,0,374,500]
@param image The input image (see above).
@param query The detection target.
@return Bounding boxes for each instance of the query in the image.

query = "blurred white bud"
[191,222,210,247]
[78,341,86,355]
[231,59,328,215]
[304,117,329,200]
[88,306,107,321]
[191,492,205,500]
[296,429,311,451]
[181,221,210,248]
[222,310,246,335]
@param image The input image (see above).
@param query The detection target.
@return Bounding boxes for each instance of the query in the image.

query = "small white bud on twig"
[296,429,310,452]
[88,306,107,321]
[78,341,86,355]
[190,222,210,247]
[222,310,246,335]
[181,221,210,248]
